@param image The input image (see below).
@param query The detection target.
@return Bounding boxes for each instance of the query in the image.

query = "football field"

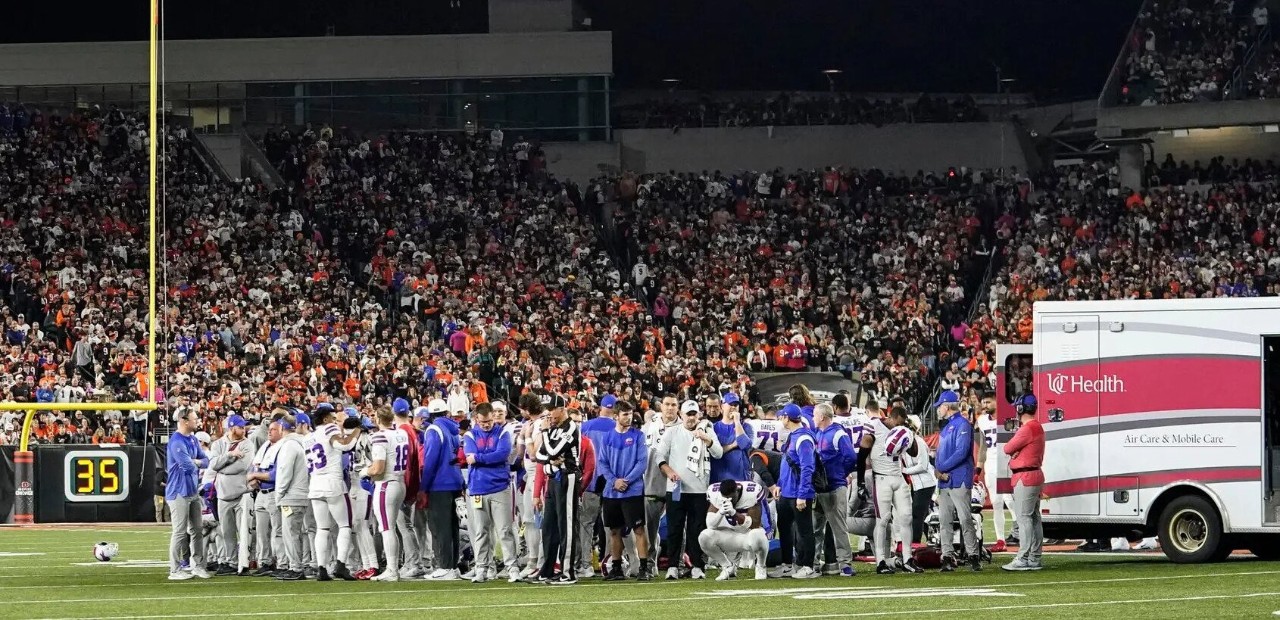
[1,525,1279,620]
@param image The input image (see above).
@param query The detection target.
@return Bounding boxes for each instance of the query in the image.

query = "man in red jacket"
[1002,394,1044,572]
[392,398,426,578]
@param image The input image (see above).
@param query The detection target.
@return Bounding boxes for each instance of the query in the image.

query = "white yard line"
[727,591,1280,620]
[8,568,1280,600]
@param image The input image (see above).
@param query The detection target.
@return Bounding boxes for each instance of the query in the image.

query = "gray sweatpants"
[167,495,204,573]
[279,503,308,571]
[937,486,979,559]
[303,505,317,567]
[814,485,851,565]
[218,495,252,569]
[470,489,517,572]
[576,490,602,572]
[1012,482,1043,565]
[645,496,665,565]
[254,491,282,566]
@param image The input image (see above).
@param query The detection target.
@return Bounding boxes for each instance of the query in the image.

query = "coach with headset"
[1002,394,1045,571]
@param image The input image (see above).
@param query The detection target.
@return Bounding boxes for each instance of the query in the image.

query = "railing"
[1229,24,1273,99]
[1099,0,1153,108]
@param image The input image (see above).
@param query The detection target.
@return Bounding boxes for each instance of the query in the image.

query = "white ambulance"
[993,297,1280,563]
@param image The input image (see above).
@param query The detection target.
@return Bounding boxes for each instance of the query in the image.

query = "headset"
[1015,393,1038,416]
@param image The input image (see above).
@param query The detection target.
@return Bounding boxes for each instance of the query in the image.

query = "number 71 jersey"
[371,427,412,483]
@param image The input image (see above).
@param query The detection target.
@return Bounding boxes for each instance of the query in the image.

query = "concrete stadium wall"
[0,32,612,86]
[543,141,620,183]
[615,123,1028,175]
[489,0,575,32]
[1150,126,1280,165]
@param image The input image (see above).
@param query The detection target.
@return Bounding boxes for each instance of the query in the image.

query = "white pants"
[698,528,769,568]
[374,480,406,573]
[872,473,912,564]
[253,491,282,566]
[218,496,252,569]
[520,469,542,570]
[984,467,1017,542]
[348,488,378,570]
[311,495,354,570]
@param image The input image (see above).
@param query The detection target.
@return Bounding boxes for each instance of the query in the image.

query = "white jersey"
[834,413,872,447]
[307,423,355,498]
[868,418,903,476]
[707,480,766,510]
[371,427,412,483]
[748,419,789,452]
[977,415,999,463]
[348,433,373,487]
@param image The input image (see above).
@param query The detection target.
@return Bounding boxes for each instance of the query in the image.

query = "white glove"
[358,467,370,478]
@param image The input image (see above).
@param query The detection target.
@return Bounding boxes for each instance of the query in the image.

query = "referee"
[533,393,583,585]
[167,406,212,580]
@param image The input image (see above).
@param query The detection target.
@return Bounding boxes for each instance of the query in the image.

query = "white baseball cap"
[680,400,700,415]
[195,431,211,444]
[426,399,449,414]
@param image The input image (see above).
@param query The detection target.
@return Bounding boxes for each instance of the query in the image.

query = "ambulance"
[993,297,1280,563]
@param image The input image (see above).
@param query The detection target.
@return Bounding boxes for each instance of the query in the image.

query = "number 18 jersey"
[371,427,411,483]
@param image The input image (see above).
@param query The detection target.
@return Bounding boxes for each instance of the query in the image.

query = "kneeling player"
[698,479,768,581]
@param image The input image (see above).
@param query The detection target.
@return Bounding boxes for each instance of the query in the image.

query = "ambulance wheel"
[1157,495,1224,564]
[1250,538,1280,561]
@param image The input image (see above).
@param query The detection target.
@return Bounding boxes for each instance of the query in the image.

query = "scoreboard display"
[63,450,130,502]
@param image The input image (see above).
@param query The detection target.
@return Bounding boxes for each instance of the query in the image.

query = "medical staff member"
[1002,394,1045,571]
[933,390,980,572]
[464,402,519,583]
[771,404,818,579]
[167,406,212,580]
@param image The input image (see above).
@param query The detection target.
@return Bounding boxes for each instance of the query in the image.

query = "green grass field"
[1,525,1279,620]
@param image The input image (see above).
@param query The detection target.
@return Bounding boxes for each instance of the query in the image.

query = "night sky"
[5,0,1141,100]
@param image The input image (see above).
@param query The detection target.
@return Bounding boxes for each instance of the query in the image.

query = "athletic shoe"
[354,568,375,581]
[636,561,653,581]
[991,539,1008,553]
[1135,538,1159,551]
[690,567,706,580]
[820,562,840,576]
[371,570,399,582]
[902,559,925,574]
[215,564,237,576]
[579,566,595,579]
[840,564,856,577]
[302,567,317,578]
[235,568,252,577]
[940,556,956,572]
[485,567,497,580]
[430,569,462,581]
[665,567,680,580]
[551,573,578,585]
[277,570,305,581]
[876,561,895,575]
[969,556,983,572]
[1076,540,1104,552]
[252,564,276,577]
[767,564,793,578]
[754,566,768,580]
[400,564,424,579]
[1043,538,1063,546]
[604,565,626,581]
[190,567,212,579]
[470,572,488,584]
[461,568,477,580]
[316,567,333,582]
[791,566,819,579]
[333,562,356,581]
[1002,559,1038,571]
[715,567,735,581]
[167,571,194,581]
[1007,535,1021,546]
[508,566,522,583]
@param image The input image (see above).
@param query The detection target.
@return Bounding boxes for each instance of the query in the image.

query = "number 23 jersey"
[307,423,354,498]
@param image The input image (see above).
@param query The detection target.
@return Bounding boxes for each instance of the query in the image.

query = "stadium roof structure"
[0,31,612,87]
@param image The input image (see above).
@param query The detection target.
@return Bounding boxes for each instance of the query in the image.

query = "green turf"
[1,526,1278,620]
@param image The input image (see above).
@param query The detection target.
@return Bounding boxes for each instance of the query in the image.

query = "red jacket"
[1004,419,1045,488]
[398,422,423,503]
[533,435,595,499]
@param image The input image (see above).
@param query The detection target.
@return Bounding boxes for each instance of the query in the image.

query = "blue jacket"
[935,414,975,489]
[779,427,816,500]
[580,415,616,487]
[420,416,464,493]
[463,424,513,496]
[596,427,647,499]
[816,423,857,488]
[166,432,208,500]
[709,420,752,482]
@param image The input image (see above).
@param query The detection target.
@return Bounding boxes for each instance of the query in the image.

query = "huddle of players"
[191,386,964,583]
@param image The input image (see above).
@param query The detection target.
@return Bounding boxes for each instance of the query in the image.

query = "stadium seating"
[613,92,986,129]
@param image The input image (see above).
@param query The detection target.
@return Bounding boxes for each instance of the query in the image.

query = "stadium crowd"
[614,93,986,129]
[1119,0,1266,105]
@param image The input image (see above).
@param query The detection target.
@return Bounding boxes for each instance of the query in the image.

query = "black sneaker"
[1077,540,1104,552]
[1007,535,1021,546]
[636,563,653,581]
[876,561,894,575]
[902,559,925,574]
[215,564,237,576]
[333,562,356,581]
[253,564,276,577]
[603,563,625,581]
[940,556,957,573]
[969,556,983,572]
[277,570,305,581]
[303,567,318,578]
[236,567,252,577]
[551,573,578,585]
[316,567,333,582]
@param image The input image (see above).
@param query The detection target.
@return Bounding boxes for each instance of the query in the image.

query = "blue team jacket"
[816,423,857,488]
[166,432,207,500]
[463,424,513,496]
[935,415,975,490]
[779,427,817,500]
[421,416,464,493]
[710,420,752,482]
[580,416,616,488]
[597,427,647,499]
